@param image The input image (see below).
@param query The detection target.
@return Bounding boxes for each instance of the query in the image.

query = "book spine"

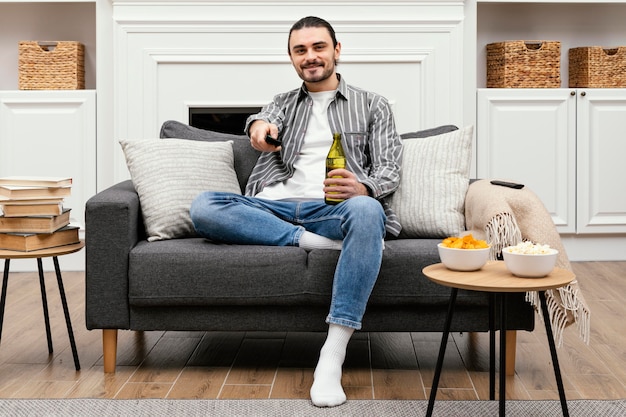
[0,210,71,233]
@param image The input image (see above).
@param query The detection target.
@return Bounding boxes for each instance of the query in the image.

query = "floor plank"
[166,366,229,399]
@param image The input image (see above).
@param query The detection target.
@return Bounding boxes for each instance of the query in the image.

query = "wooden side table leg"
[538,291,570,417]
[52,256,80,371]
[426,288,458,417]
[103,329,118,373]
[0,259,10,343]
[505,330,517,376]
[37,258,53,354]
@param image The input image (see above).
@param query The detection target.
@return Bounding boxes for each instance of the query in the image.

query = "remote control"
[490,180,524,189]
[265,135,282,147]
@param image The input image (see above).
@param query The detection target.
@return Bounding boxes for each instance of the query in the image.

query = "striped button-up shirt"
[245,75,403,236]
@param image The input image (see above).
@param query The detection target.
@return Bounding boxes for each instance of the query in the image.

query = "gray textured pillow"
[160,120,260,193]
[389,126,474,238]
[120,138,241,241]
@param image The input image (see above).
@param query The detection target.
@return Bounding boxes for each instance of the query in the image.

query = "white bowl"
[502,247,559,278]
[437,243,490,272]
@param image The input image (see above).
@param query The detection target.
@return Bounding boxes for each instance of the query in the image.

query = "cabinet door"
[577,89,626,234]
[477,89,576,233]
[0,90,96,230]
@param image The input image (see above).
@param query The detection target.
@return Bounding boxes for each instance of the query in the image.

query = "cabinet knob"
[581,91,587,97]
[570,91,576,96]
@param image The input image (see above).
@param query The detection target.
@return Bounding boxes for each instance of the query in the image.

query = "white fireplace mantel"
[98,0,467,185]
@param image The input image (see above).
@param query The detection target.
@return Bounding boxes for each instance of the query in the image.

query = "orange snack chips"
[441,234,489,249]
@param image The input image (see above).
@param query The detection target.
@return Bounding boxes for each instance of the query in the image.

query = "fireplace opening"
[189,107,262,135]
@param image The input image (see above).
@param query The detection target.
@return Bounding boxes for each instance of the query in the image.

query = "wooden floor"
[0,260,624,401]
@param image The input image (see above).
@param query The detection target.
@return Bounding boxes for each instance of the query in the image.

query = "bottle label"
[325,166,344,204]
[326,158,346,169]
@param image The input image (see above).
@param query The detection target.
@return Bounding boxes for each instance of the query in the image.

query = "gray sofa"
[85,122,534,373]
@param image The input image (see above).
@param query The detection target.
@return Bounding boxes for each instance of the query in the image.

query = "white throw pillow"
[389,126,474,238]
[120,138,241,241]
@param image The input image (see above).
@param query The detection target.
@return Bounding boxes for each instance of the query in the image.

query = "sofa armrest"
[85,180,143,330]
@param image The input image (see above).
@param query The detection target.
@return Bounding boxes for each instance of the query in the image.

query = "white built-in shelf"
[476,1,626,88]
[0,1,96,91]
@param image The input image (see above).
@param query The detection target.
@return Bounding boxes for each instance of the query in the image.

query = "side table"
[423,260,574,417]
[0,241,84,371]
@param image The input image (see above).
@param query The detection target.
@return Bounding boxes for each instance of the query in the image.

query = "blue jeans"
[189,192,386,330]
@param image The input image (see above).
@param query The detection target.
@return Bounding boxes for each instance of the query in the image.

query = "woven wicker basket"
[569,47,626,88]
[18,41,85,90]
[487,41,561,88]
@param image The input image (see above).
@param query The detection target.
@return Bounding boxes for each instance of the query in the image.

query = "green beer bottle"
[325,132,346,205]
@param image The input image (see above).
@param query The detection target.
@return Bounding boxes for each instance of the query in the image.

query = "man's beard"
[299,60,335,83]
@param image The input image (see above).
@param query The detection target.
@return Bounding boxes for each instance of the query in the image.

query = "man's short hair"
[288,16,338,53]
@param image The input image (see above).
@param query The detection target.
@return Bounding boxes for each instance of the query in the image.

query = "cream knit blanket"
[464,179,590,347]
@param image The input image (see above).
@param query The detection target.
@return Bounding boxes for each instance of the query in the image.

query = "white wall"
[107,0,467,185]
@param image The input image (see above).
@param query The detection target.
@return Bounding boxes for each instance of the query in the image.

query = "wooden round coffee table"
[0,241,84,371]
[423,260,574,417]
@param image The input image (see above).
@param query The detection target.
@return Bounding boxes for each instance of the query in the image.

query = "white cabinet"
[576,89,626,234]
[477,88,626,235]
[477,89,576,232]
[0,90,97,230]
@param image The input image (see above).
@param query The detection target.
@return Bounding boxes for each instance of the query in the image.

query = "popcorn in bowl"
[504,241,553,255]
[502,241,559,278]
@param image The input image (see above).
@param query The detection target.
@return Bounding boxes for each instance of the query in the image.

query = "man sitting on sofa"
[190,16,402,407]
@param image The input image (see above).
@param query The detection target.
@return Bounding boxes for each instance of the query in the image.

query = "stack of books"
[0,176,79,251]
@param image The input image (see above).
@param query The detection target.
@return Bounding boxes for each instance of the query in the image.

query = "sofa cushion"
[128,239,314,305]
[389,126,474,238]
[120,139,241,241]
[160,120,261,193]
[127,238,486,308]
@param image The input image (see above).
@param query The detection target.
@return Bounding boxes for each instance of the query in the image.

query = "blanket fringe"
[560,282,591,344]
[484,213,590,347]
[484,212,522,261]
[526,286,590,347]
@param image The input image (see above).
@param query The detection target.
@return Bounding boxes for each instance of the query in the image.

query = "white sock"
[310,324,354,407]
[299,231,343,250]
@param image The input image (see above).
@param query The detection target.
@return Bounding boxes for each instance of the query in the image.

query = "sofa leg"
[505,330,517,376]
[103,329,118,373]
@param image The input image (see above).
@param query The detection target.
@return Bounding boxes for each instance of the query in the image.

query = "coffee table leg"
[426,287,458,417]
[538,291,569,417]
[0,259,10,343]
[499,293,507,417]
[52,256,80,371]
[37,258,54,354]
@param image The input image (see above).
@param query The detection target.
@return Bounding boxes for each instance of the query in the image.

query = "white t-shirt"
[256,90,335,200]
